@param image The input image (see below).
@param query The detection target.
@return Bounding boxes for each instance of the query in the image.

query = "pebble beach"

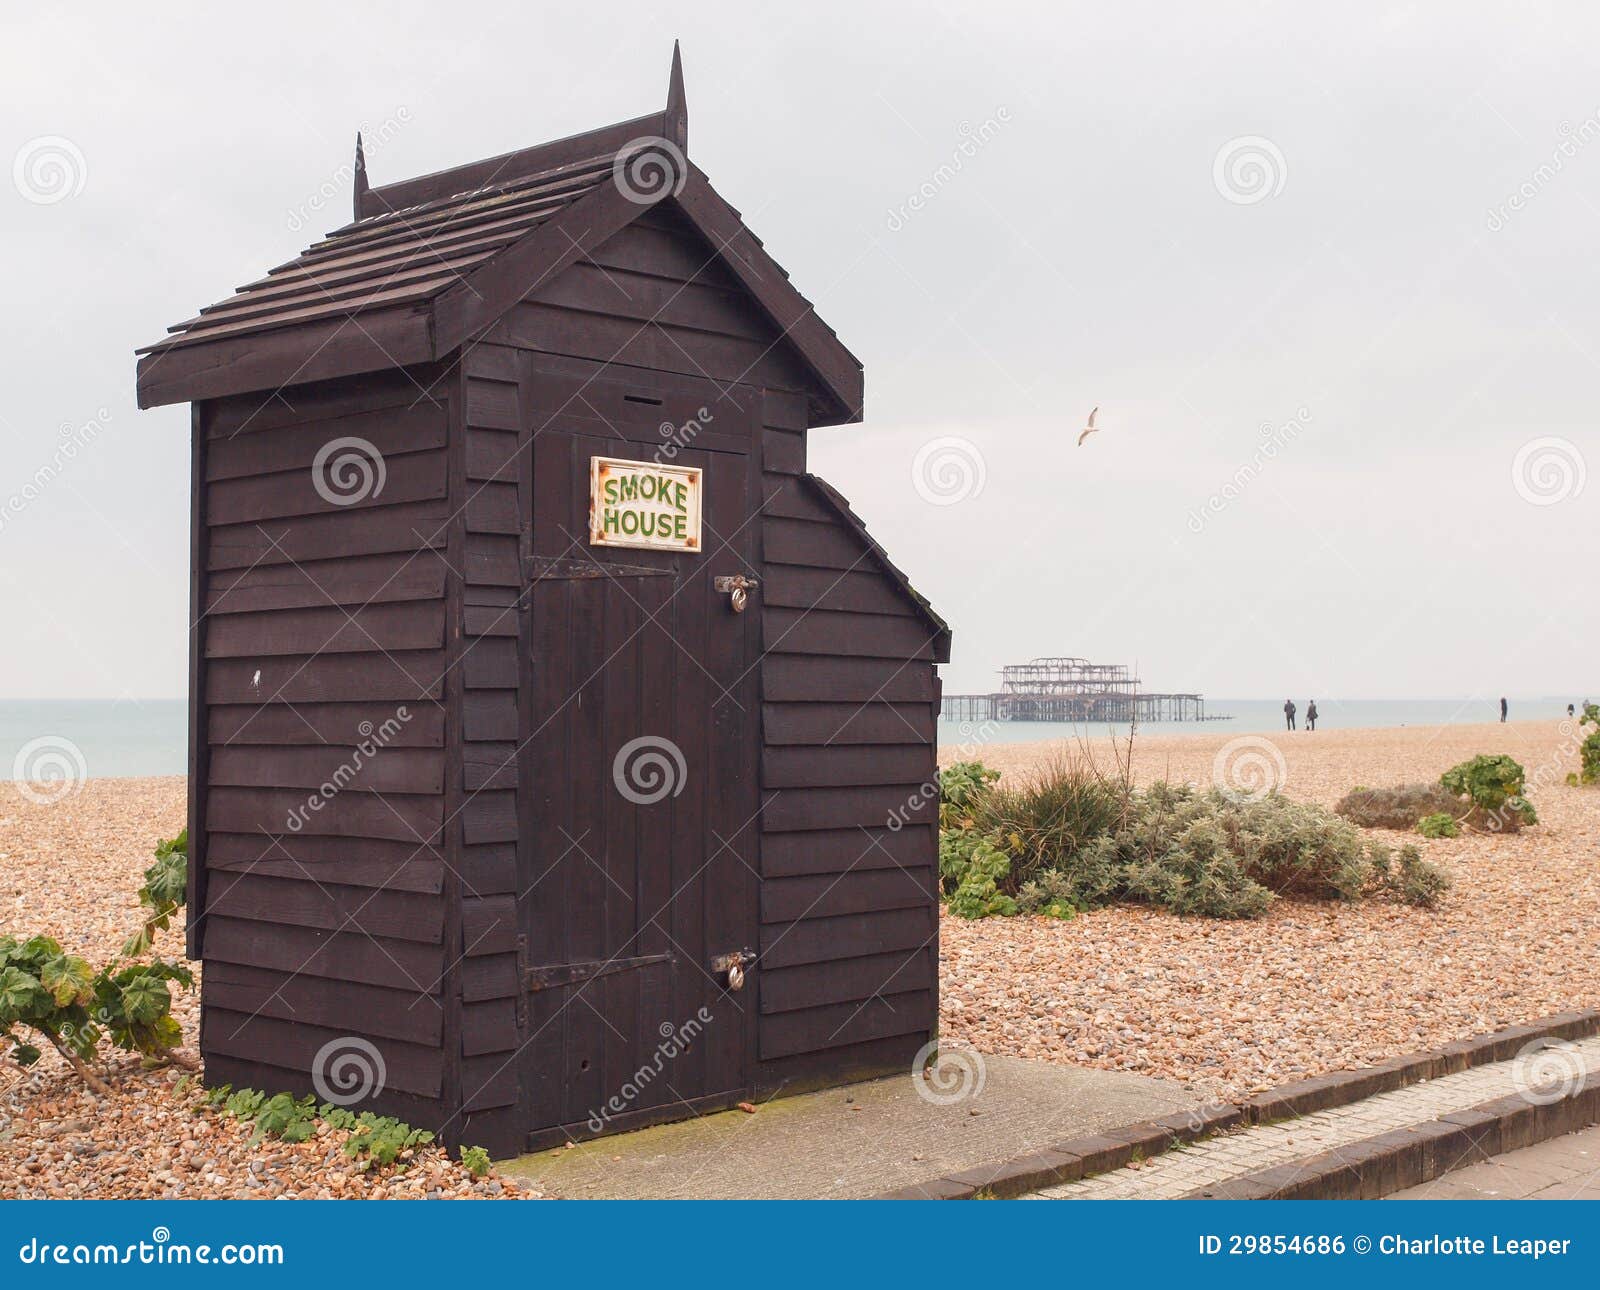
[1,717,1595,1196]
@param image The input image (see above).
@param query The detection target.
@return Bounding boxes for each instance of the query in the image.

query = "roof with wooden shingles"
[135,45,863,423]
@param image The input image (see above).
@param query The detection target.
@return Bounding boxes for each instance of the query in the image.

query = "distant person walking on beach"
[1284,699,1296,731]
[1569,703,1576,718]
[1306,700,1318,731]
[1500,697,1508,723]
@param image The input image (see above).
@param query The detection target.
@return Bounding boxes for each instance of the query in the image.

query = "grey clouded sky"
[1,1,1595,701]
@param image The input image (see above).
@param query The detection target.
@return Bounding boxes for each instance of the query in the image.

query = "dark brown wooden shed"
[135,47,950,1157]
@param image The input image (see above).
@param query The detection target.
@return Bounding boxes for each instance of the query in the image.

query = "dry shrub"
[1335,782,1465,830]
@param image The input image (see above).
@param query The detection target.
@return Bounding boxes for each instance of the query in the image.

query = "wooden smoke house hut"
[134,46,951,1156]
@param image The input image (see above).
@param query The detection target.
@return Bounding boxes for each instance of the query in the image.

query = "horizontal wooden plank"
[203,961,443,1047]
[205,785,443,843]
[206,551,446,614]
[208,700,444,747]
[466,377,520,430]
[203,1009,443,1099]
[464,742,517,791]
[464,691,518,741]
[208,745,445,795]
[763,517,869,570]
[463,894,517,956]
[761,784,936,833]
[760,477,833,522]
[762,744,935,790]
[202,916,441,993]
[761,867,934,924]
[204,871,444,944]
[759,906,935,970]
[762,655,936,704]
[463,638,519,689]
[461,1053,518,1111]
[208,374,440,439]
[755,1032,925,1099]
[761,702,933,747]
[206,650,447,703]
[762,567,916,618]
[763,427,804,475]
[205,835,444,894]
[205,600,444,658]
[206,448,446,526]
[762,824,936,878]
[464,481,520,534]
[460,843,517,896]
[759,948,936,1015]
[207,501,449,571]
[758,990,933,1062]
[464,605,519,637]
[462,952,519,1002]
[463,790,518,845]
[764,608,935,660]
[463,999,518,1057]
[206,404,445,481]
[464,533,520,586]
[467,428,520,481]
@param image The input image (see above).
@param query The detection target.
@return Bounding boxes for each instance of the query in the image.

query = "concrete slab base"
[499,1053,1201,1199]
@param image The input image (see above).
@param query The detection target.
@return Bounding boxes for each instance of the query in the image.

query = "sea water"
[0,696,1587,779]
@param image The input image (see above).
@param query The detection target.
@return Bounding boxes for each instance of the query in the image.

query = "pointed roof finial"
[665,41,687,153]
[353,132,369,221]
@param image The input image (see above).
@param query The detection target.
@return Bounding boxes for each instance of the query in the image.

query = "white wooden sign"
[589,456,703,552]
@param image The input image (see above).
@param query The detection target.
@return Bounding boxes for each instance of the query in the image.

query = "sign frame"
[588,455,704,553]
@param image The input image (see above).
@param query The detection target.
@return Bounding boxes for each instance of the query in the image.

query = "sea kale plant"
[0,831,194,1095]
[1569,703,1600,787]
[1439,754,1537,830]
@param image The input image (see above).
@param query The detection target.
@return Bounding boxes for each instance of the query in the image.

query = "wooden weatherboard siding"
[196,368,457,1133]
[142,47,947,1159]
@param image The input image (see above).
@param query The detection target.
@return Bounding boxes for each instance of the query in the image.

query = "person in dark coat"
[1284,699,1296,731]
[1306,700,1318,731]
[1500,696,1508,723]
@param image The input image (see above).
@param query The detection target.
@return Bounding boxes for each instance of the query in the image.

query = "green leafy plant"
[460,1145,492,1179]
[940,831,1017,919]
[0,833,193,1095]
[1416,812,1460,839]
[1574,703,1600,786]
[1440,754,1537,830]
[203,1084,439,1172]
[124,829,188,958]
[1371,842,1451,908]
[939,761,1000,830]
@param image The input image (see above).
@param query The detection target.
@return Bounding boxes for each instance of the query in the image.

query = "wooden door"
[517,359,761,1148]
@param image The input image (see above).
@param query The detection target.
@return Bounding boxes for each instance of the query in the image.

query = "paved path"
[501,1052,1198,1199]
[1027,1036,1600,1199]
[1389,1123,1600,1199]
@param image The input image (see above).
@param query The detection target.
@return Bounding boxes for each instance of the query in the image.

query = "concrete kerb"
[876,1009,1600,1200]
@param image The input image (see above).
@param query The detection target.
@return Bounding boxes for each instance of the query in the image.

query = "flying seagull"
[1077,406,1100,446]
